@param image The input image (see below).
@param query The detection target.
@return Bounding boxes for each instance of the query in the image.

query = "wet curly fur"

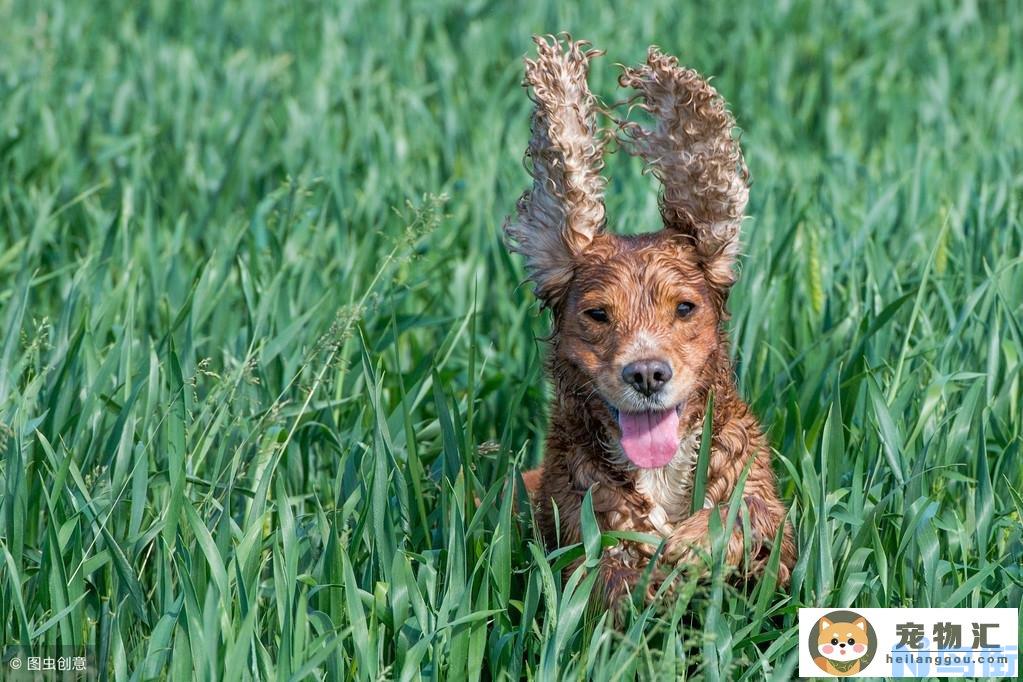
[504,35,796,609]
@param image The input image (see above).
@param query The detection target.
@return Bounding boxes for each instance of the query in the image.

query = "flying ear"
[618,47,749,287]
[504,35,607,307]
[853,618,867,630]
[820,618,833,630]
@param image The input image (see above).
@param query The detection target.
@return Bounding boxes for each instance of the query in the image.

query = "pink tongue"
[618,409,680,468]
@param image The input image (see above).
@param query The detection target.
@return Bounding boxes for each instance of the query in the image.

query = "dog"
[813,616,871,676]
[504,36,796,605]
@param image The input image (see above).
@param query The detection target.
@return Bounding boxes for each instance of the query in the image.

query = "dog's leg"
[661,447,795,583]
[594,543,667,622]
[599,548,642,606]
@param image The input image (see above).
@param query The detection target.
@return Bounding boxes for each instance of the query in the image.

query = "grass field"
[2,0,1022,679]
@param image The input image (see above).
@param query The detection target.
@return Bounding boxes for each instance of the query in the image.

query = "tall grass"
[1,0,1021,679]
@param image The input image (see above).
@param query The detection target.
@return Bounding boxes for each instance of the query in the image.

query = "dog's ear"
[618,48,749,289]
[853,617,867,631]
[819,618,833,630]
[505,35,607,308]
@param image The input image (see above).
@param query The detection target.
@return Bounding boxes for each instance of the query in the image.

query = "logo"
[808,610,877,676]
[1,646,96,680]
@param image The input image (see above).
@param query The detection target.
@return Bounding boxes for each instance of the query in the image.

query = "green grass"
[1,1,1021,679]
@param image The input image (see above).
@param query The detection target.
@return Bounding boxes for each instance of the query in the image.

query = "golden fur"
[505,35,796,607]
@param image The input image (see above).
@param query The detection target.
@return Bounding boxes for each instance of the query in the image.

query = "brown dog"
[505,36,796,604]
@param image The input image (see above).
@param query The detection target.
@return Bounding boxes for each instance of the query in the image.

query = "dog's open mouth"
[613,405,682,469]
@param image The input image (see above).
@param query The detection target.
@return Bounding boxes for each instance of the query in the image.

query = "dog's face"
[815,616,870,662]
[506,38,749,469]
[553,231,724,468]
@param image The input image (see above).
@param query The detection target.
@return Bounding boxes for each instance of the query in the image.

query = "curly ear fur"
[504,35,607,307]
[506,41,749,299]
[617,47,749,286]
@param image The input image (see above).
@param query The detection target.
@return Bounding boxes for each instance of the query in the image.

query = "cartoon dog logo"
[810,611,876,676]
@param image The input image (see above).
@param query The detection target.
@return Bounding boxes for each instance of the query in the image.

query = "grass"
[1,0,1021,679]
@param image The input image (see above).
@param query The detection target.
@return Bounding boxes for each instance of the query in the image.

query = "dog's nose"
[622,359,673,396]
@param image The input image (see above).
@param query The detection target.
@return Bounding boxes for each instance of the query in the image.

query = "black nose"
[622,359,673,396]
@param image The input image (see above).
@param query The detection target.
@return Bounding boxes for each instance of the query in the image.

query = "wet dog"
[505,36,796,604]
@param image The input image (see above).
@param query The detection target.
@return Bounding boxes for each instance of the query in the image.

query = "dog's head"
[505,36,748,469]
[815,616,870,662]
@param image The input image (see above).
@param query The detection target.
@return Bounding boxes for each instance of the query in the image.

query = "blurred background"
[1,1,1020,678]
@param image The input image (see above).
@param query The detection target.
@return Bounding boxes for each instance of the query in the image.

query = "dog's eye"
[676,301,696,318]
[847,638,855,645]
[584,308,609,323]
[830,638,838,645]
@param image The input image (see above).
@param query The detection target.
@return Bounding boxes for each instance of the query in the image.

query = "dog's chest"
[633,431,703,535]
